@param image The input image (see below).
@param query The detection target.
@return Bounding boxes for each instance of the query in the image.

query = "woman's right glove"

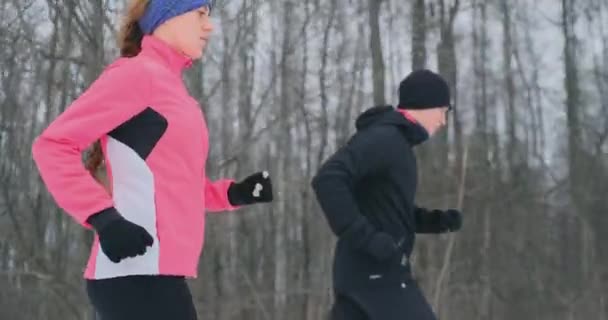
[87,207,154,263]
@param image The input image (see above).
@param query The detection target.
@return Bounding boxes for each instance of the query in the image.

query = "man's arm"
[311,128,403,261]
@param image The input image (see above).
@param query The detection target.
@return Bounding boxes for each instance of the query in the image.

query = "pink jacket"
[32,35,238,280]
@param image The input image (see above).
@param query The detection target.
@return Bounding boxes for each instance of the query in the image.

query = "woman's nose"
[203,20,214,33]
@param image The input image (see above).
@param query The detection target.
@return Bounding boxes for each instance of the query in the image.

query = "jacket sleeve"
[204,178,240,212]
[311,127,401,249]
[31,63,150,228]
[414,206,448,233]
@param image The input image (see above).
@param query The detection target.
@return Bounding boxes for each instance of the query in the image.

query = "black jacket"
[311,106,448,291]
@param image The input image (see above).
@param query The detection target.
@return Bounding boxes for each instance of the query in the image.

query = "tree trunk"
[369,0,386,106]
[500,0,517,174]
[411,0,427,71]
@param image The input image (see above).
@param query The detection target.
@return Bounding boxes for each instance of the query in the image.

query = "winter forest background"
[1,0,607,319]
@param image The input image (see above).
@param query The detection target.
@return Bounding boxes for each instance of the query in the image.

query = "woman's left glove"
[228,171,273,206]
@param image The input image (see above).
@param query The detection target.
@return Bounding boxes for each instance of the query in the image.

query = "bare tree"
[369,0,386,105]
[412,0,427,70]
[1,0,607,319]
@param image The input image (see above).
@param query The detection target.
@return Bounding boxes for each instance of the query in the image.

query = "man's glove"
[440,209,463,232]
[364,232,400,262]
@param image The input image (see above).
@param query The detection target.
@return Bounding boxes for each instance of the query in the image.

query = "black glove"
[228,171,273,206]
[363,232,400,262]
[440,209,463,232]
[87,208,154,263]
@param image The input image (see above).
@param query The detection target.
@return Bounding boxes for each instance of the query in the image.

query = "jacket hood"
[355,105,429,145]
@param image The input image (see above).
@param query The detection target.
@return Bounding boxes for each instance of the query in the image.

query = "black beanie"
[397,69,451,110]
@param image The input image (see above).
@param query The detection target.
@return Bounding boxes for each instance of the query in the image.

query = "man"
[311,69,463,320]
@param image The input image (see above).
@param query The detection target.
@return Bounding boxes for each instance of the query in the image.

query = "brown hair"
[85,0,150,186]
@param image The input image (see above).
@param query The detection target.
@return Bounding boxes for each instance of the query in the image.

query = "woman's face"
[154,5,214,59]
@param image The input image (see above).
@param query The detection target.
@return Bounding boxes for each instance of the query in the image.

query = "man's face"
[413,106,450,136]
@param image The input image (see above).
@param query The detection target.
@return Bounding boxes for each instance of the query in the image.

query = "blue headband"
[138,0,211,34]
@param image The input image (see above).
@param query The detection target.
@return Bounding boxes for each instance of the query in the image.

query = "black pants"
[331,294,368,320]
[86,275,198,320]
[331,281,437,320]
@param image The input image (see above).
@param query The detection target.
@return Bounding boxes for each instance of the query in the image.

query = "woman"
[31,1,272,319]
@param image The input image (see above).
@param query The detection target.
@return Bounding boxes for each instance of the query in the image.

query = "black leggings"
[86,275,198,320]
